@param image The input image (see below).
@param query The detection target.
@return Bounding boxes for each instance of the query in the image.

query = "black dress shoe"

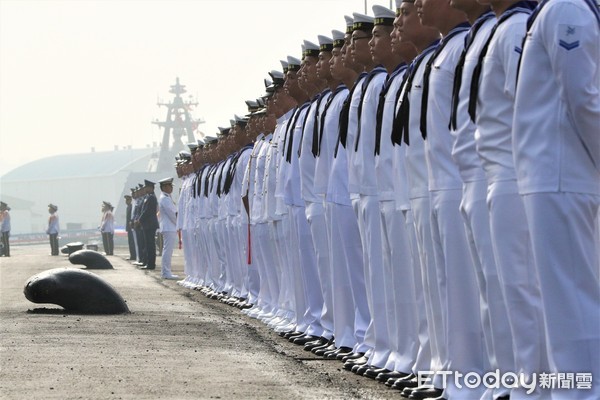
[364,367,390,379]
[341,352,365,363]
[354,364,374,376]
[309,339,333,354]
[376,370,409,382]
[314,343,336,356]
[283,331,302,339]
[293,335,319,345]
[392,375,419,391]
[343,355,368,371]
[324,346,352,360]
[319,345,338,357]
[408,387,443,399]
[303,337,328,351]
[140,266,155,270]
[288,332,307,342]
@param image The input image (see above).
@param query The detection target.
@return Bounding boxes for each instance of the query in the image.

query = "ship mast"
[152,77,204,172]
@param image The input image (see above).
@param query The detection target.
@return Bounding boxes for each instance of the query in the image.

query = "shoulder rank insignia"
[559,40,580,50]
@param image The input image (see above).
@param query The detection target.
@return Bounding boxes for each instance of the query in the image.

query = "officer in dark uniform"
[137,180,159,270]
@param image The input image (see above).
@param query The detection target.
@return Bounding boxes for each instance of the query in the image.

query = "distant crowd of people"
[124,178,179,279]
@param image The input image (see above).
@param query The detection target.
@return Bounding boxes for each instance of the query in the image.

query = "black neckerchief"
[334,73,367,158]
[449,10,495,131]
[390,39,440,146]
[314,84,347,157]
[468,1,537,122]
[285,102,310,163]
[354,65,387,152]
[420,22,471,139]
[375,63,407,156]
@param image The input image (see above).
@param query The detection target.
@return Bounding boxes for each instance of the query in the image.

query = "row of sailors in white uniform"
[176,1,599,399]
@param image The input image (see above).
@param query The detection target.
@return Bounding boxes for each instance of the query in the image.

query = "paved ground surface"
[0,244,400,400]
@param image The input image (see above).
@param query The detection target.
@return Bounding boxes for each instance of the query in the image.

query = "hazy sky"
[0,0,393,177]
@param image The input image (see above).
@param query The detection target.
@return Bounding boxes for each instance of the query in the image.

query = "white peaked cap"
[270,70,284,80]
[372,4,395,19]
[332,29,345,41]
[303,40,319,51]
[352,12,374,24]
[318,35,333,46]
[287,56,301,66]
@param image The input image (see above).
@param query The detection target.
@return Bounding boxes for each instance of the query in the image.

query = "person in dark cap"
[136,180,159,270]
[131,186,146,266]
[124,193,136,261]
[46,204,60,256]
[100,201,115,256]
[0,202,10,257]
[158,177,179,279]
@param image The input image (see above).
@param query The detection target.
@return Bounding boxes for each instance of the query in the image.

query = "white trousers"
[402,208,431,374]
[197,221,211,287]
[132,229,141,262]
[271,218,295,320]
[287,205,309,332]
[217,218,234,295]
[355,194,391,367]
[256,221,280,313]
[221,218,236,296]
[523,192,599,400]
[430,189,485,399]
[488,181,549,400]
[461,180,514,399]
[226,215,243,297]
[212,218,228,292]
[161,231,177,277]
[180,228,192,278]
[306,201,334,339]
[291,205,324,337]
[200,219,216,289]
[410,196,443,376]
[326,201,369,350]
[379,200,419,373]
[243,222,260,304]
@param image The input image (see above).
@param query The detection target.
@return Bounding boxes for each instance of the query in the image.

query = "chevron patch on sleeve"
[558,24,582,51]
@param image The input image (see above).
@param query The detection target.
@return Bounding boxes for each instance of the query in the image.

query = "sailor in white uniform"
[347,11,392,375]
[176,155,192,287]
[513,1,600,398]
[283,51,325,344]
[472,1,552,398]
[373,2,421,382]
[158,177,179,279]
[449,1,517,399]
[416,1,488,397]
[390,0,444,392]
[262,76,296,330]
[298,37,335,346]
[322,23,370,360]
